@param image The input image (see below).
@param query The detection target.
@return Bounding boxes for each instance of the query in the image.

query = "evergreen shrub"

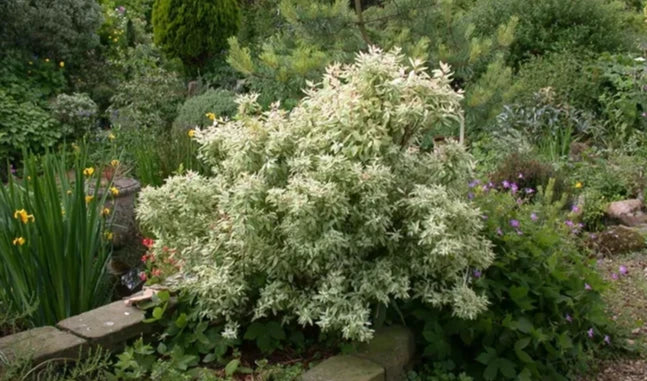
[152,0,241,68]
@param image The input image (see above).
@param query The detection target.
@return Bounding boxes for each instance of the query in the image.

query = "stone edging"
[0,300,150,365]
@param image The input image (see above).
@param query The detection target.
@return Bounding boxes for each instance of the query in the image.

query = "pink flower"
[152,268,162,277]
[584,283,592,290]
[587,328,594,338]
[530,212,538,221]
[502,180,510,189]
[611,273,618,280]
[604,335,611,344]
[496,227,503,236]
[619,265,628,275]
[571,205,580,213]
[565,314,573,323]
[510,219,520,228]
[139,272,147,281]
[142,238,154,248]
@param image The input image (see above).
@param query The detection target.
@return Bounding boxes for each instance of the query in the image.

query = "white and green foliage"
[51,92,99,138]
[137,48,494,341]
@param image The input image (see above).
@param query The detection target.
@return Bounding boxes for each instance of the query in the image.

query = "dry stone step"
[0,326,87,364]
[300,355,385,381]
[57,300,151,351]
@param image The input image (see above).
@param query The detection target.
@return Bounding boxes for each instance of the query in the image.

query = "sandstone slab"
[0,326,86,364]
[300,355,385,381]
[57,300,150,350]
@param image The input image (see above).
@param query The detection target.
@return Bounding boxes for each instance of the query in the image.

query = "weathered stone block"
[57,300,151,350]
[354,326,415,381]
[300,355,385,381]
[0,326,86,364]
[88,177,141,249]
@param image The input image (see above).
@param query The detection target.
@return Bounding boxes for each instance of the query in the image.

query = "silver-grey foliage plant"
[137,47,494,341]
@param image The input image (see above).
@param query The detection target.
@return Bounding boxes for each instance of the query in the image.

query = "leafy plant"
[0,150,114,325]
[137,48,493,342]
[173,89,238,132]
[152,0,241,69]
[51,93,99,138]
[0,89,61,163]
[406,180,616,380]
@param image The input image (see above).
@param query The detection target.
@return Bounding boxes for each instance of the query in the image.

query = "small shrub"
[137,48,493,342]
[0,90,60,161]
[490,152,566,199]
[51,93,99,138]
[470,0,637,68]
[152,0,241,69]
[492,89,599,160]
[588,226,646,255]
[405,180,616,380]
[0,0,103,63]
[173,89,238,132]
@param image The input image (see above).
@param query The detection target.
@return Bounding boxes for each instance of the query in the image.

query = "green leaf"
[514,317,533,333]
[244,322,264,340]
[483,362,498,380]
[152,306,164,320]
[498,358,516,378]
[225,359,240,376]
[202,353,217,363]
[175,313,188,329]
[266,320,286,340]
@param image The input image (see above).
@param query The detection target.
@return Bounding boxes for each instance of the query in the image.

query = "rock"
[589,225,646,256]
[607,199,643,220]
[57,300,152,351]
[300,355,384,381]
[355,326,415,381]
[0,326,87,365]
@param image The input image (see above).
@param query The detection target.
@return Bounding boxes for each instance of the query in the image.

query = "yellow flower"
[28,61,33,65]
[59,61,64,68]
[45,58,50,63]
[13,209,35,224]
[12,237,25,246]
[110,186,119,196]
[66,190,73,195]
[108,133,116,141]
[85,195,94,204]
[102,208,111,216]
[575,182,583,189]
[104,231,114,241]
[83,167,95,177]
[205,112,216,121]
[113,37,118,43]
[110,159,120,167]
[187,129,195,138]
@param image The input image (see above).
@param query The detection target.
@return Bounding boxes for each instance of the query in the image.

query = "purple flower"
[502,180,510,189]
[604,335,611,345]
[565,220,574,227]
[571,205,580,213]
[588,328,594,338]
[611,273,618,280]
[584,283,592,290]
[530,212,538,221]
[565,314,573,323]
[468,179,479,188]
[481,185,489,192]
[510,219,520,228]
[496,227,503,236]
[525,188,534,194]
[487,182,494,188]
[619,265,628,275]
[511,183,519,194]
[473,269,482,278]
[468,192,474,200]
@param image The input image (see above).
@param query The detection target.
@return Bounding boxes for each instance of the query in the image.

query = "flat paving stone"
[57,300,151,350]
[0,326,87,364]
[300,355,385,381]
